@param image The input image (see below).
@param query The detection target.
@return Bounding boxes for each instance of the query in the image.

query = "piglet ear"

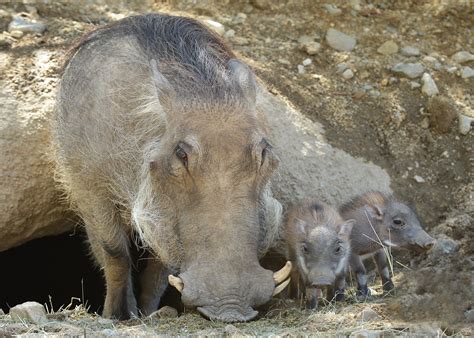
[149,59,174,114]
[228,59,256,106]
[295,219,307,235]
[365,204,384,221]
[338,219,355,241]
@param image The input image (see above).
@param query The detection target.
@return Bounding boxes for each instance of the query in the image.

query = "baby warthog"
[339,191,436,299]
[285,200,354,309]
[54,14,291,322]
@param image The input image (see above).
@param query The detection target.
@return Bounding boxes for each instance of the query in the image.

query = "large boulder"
[257,87,391,208]
[0,51,73,252]
[0,48,391,252]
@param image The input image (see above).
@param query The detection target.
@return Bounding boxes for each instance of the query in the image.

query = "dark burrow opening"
[0,232,181,315]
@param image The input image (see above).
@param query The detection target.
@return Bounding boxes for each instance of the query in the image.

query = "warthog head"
[134,59,290,322]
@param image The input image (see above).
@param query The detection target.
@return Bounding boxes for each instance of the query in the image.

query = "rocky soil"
[0,0,472,336]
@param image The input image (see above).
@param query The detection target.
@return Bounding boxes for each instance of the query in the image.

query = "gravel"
[401,46,421,56]
[451,51,474,64]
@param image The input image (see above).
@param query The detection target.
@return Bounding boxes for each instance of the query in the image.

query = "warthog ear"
[338,219,355,241]
[149,59,174,113]
[365,204,384,221]
[295,218,307,235]
[228,59,256,106]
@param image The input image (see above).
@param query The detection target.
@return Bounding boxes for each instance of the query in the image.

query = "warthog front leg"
[82,196,137,320]
[327,272,347,302]
[374,249,394,292]
[349,254,370,299]
[139,258,170,316]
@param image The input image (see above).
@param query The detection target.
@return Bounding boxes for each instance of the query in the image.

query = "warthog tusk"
[272,278,290,296]
[168,275,184,293]
[273,261,292,284]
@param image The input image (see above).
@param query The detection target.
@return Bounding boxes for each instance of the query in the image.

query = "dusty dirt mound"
[0,0,472,335]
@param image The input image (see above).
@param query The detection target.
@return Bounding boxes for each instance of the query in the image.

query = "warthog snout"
[168,262,291,322]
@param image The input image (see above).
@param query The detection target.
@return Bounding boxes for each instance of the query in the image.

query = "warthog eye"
[335,241,343,254]
[261,139,272,167]
[393,218,405,226]
[301,242,308,254]
[175,145,188,168]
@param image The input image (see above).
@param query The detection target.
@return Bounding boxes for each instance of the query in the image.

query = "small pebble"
[342,68,354,79]
[423,56,437,63]
[224,29,235,39]
[10,30,24,38]
[202,19,225,35]
[300,41,321,55]
[326,28,356,52]
[323,4,342,15]
[445,66,457,74]
[9,302,47,324]
[420,118,430,129]
[357,307,381,322]
[410,81,421,89]
[302,58,312,66]
[391,62,424,78]
[414,175,425,183]
[421,73,439,96]
[149,306,178,319]
[336,62,349,74]
[461,66,474,79]
[297,65,305,74]
[8,16,46,34]
[377,40,398,55]
[451,51,474,64]
[233,13,247,24]
[401,46,420,56]
[458,114,474,135]
[278,58,290,65]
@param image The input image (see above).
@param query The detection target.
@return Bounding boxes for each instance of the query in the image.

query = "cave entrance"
[0,232,180,314]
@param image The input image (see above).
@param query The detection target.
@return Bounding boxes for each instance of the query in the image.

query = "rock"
[98,318,114,325]
[8,15,46,34]
[349,0,361,11]
[336,62,349,74]
[377,40,398,55]
[202,19,225,35]
[423,56,437,63]
[414,175,425,183]
[465,309,474,322]
[278,58,290,65]
[223,29,235,39]
[10,30,24,39]
[300,41,321,55]
[224,324,240,334]
[297,64,305,74]
[429,235,459,258]
[297,35,314,44]
[302,58,312,66]
[9,301,47,323]
[342,69,354,79]
[420,118,429,129]
[350,330,386,338]
[458,114,474,135]
[357,307,382,322]
[1,52,72,252]
[401,46,420,57]
[426,96,456,133]
[410,81,421,89]
[326,28,356,52]
[233,13,247,24]
[250,0,271,10]
[391,62,424,78]
[149,306,178,319]
[461,66,474,79]
[446,66,457,73]
[257,87,392,208]
[0,308,4,315]
[451,51,474,64]
[421,73,439,96]
[323,4,342,15]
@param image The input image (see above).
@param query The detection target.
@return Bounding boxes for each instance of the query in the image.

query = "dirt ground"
[0,0,472,336]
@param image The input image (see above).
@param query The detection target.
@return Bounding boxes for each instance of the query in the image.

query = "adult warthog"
[54,13,291,322]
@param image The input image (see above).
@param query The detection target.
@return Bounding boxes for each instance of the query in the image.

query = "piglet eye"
[393,218,404,226]
[335,242,343,254]
[176,146,188,167]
